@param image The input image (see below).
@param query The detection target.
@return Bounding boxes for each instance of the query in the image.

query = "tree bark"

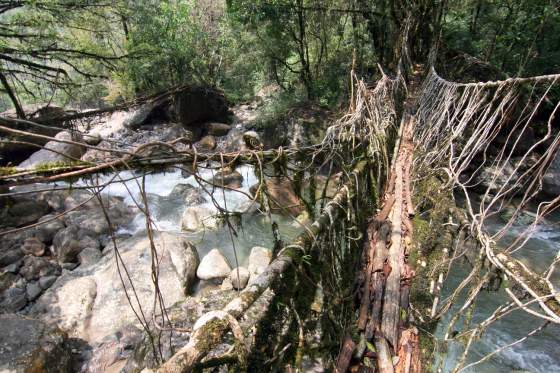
[0,71,25,118]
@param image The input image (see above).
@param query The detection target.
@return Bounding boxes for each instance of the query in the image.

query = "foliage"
[443,0,560,77]
[0,0,127,114]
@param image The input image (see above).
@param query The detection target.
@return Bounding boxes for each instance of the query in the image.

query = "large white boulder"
[31,232,199,343]
[196,249,231,281]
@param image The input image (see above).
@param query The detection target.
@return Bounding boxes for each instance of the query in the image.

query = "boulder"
[26,281,43,301]
[161,124,194,143]
[205,122,232,136]
[21,237,46,256]
[212,168,243,188]
[62,192,132,235]
[175,86,230,127]
[229,267,250,289]
[0,246,24,267]
[0,314,72,373]
[169,183,206,205]
[0,272,19,293]
[81,141,118,163]
[84,133,102,146]
[251,177,305,216]
[0,281,27,312]
[37,190,67,212]
[19,256,61,281]
[474,160,522,195]
[181,206,221,232]
[19,131,86,168]
[248,246,272,278]
[195,135,217,152]
[196,249,231,281]
[33,215,66,244]
[0,196,50,228]
[52,225,100,263]
[31,232,198,343]
[77,247,103,268]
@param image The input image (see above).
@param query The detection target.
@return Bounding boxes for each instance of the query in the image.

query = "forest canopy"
[0,0,559,114]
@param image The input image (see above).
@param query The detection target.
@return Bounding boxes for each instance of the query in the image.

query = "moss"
[0,166,17,176]
[32,160,89,172]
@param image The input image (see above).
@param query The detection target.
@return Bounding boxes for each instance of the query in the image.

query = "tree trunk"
[0,72,25,119]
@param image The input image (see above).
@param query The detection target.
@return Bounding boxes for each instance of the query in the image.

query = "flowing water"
[74,164,302,275]
[435,208,560,372]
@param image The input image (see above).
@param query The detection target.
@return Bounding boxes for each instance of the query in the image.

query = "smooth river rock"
[181,205,220,232]
[197,249,231,281]
[31,232,199,343]
[229,267,250,289]
[248,246,272,278]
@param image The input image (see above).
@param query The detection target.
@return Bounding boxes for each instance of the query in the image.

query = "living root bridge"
[348,114,420,373]
[156,160,369,373]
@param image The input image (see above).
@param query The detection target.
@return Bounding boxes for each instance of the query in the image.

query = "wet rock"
[62,193,132,234]
[39,275,57,290]
[205,122,232,136]
[0,197,50,228]
[229,267,250,289]
[33,215,66,243]
[212,168,243,188]
[52,225,100,263]
[0,314,72,373]
[180,241,200,293]
[37,190,67,212]
[77,247,102,268]
[84,133,102,146]
[195,135,217,152]
[169,183,206,205]
[21,237,46,256]
[19,131,86,168]
[250,177,305,216]
[248,246,272,278]
[197,249,231,281]
[0,246,24,267]
[19,256,61,281]
[161,123,194,143]
[0,286,27,312]
[0,272,19,293]
[181,206,220,232]
[32,232,197,343]
[475,160,520,194]
[26,281,43,301]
